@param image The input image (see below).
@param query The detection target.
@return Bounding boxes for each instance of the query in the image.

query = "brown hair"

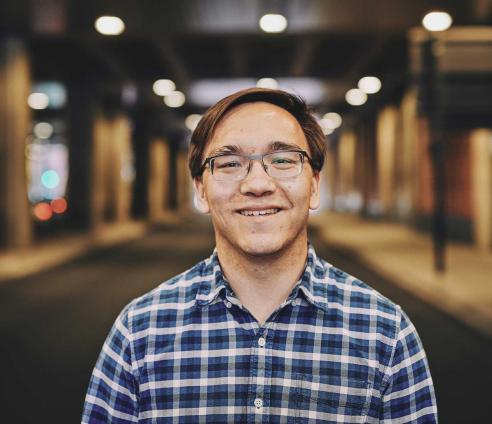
[188,87,326,178]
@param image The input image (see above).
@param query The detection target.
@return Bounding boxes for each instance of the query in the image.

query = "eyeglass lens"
[211,151,303,181]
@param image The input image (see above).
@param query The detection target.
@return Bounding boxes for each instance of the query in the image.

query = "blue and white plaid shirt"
[83,243,438,423]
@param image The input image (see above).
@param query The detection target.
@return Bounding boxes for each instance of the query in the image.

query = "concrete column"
[398,89,419,221]
[0,39,32,249]
[91,113,108,228]
[148,138,170,220]
[113,116,133,223]
[337,130,357,211]
[176,149,191,212]
[376,106,399,215]
[470,129,492,249]
[67,80,97,230]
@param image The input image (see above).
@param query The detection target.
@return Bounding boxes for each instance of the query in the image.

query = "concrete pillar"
[67,80,97,230]
[92,114,133,225]
[0,39,32,249]
[376,106,399,215]
[337,130,357,211]
[176,149,191,212]
[398,89,419,221]
[470,129,492,249]
[113,116,133,223]
[148,138,170,220]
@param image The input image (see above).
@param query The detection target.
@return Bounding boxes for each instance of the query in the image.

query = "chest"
[136,320,380,423]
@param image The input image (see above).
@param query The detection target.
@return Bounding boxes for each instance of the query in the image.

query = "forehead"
[205,101,308,155]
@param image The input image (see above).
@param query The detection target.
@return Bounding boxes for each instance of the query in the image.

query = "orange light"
[51,198,67,214]
[33,203,53,221]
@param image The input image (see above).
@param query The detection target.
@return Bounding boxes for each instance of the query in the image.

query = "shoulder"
[119,258,210,335]
[315,256,403,338]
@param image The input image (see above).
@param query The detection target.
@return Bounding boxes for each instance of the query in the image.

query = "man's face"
[193,101,320,257]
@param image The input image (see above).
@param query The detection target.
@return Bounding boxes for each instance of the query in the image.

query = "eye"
[217,160,242,168]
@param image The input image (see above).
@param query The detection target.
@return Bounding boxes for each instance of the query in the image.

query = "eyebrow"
[207,141,303,157]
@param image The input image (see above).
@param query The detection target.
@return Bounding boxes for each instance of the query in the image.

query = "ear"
[309,171,321,210]
[193,177,210,214]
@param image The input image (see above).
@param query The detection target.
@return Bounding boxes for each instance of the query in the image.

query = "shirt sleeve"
[82,304,139,423]
[379,307,438,423]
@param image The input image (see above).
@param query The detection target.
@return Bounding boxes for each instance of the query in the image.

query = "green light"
[41,170,60,189]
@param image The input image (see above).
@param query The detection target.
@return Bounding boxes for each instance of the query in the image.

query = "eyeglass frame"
[199,149,314,181]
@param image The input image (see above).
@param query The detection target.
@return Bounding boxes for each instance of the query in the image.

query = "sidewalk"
[0,212,181,284]
[309,212,492,339]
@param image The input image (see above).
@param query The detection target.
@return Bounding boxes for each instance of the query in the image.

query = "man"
[82,88,438,423]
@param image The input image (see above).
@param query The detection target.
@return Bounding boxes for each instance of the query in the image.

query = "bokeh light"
[259,14,288,33]
[95,16,125,35]
[41,170,60,189]
[33,122,54,139]
[164,91,186,108]
[256,78,279,89]
[422,11,453,32]
[28,93,49,110]
[33,203,52,221]
[185,114,202,131]
[322,112,342,129]
[153,79,176,96]
[50,198,67,214]
[345,88,368,106]
[358,76,382,94]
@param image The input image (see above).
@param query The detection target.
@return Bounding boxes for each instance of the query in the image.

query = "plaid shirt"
[82,243,438,423]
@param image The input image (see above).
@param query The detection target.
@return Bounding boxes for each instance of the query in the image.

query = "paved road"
[0,216,490,423]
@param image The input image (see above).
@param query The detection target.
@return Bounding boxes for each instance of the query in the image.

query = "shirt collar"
[195,243,330,312]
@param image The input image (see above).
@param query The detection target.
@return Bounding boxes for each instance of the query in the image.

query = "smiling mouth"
[238,208,280,217]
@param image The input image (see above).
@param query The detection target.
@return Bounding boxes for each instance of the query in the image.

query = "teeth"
[240,208,279,216]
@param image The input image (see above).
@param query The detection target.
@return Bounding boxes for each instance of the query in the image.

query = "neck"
[216,233,308,324]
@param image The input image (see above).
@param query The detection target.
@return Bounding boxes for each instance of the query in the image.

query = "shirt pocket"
[295,373,372,423]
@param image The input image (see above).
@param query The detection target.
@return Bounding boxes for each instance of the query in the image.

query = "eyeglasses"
[201,150,312,182]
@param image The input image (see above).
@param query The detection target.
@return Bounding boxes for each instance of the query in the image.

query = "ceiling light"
[256,78,279,89]
[153,79,176,96]
[185,114,202,131]
[164,91,185,108]
[28,93,50,110]
[345,89,367,106]
[422,11,453,32]
[358,76,382,94]
[259,14,288,33]
[322,112,342,129]
[95,16,125,36]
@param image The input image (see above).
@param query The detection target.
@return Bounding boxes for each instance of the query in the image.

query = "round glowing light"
[95,16,125,35]
[33,122,54,139]
[322,112,342,129]
[345,88,368,106]
[319,119,335,135]
[256,78,279,89]
[33,203,52,221]
[41,170,60,189]
[185,114,202,131]
[358,76,382,94]
[50,198,67,214]
[259,14,288,33]
[164,91,185,108]
[28,93,49,110]
[152,79,176,96]
[422,11,453,32]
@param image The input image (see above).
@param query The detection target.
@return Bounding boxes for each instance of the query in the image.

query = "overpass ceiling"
[1,0,491,111]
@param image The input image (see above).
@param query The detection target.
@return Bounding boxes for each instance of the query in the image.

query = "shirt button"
[225,301,232,308]
[292,299,299,306]
[257,337,266,347]
[254,398,263,409]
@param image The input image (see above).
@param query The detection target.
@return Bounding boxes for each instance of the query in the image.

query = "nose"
[239,159,276,196]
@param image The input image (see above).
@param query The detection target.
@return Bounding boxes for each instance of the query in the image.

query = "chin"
[237,236,289,258]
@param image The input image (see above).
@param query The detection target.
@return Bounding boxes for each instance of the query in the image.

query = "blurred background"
[1,0,492,422]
